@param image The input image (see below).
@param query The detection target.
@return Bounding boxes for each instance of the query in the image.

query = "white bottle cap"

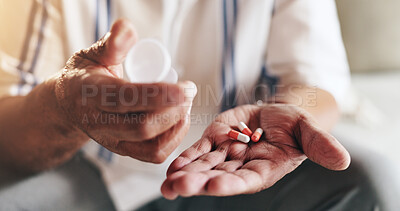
[124,38,178,83]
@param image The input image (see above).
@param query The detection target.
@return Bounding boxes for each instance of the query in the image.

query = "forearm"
[0,79,89,172]
[272,85,339,131]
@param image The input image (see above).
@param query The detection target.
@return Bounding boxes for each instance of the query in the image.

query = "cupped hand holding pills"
[161,104,350,199]
[55,19,196,163]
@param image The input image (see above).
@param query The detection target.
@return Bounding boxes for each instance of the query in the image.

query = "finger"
[163,159,292,198]
[166,120,244,176]
[166,138,213,176]
[114,114,190,163]
[297,117,351,171]
[213,160,243,172]
[89,100,190,141]
[160,171,185,200]
[206,170,257,196]
[207,158,291,196]
[178,140,248,173]
[85,19,137,67]
[82,75,197,112]
[179,143,231,172]
[161,170,225,200]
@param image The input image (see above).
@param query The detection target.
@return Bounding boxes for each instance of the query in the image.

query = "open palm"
[161,104,350,199]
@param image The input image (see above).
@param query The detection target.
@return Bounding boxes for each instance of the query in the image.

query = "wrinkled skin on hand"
[162,104,350,199]
[54,19,196,163]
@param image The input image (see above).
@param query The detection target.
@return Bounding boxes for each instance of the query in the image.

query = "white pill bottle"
[124,38,178,83]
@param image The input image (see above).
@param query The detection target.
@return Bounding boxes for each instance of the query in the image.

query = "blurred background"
[334,0,400,163]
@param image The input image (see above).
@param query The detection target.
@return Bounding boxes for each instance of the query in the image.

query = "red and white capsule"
[238,122,252,136]
[228,130,250,143]
[251,128,263,142]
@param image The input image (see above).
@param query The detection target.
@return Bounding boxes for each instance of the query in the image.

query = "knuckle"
[135,122,155,140]
[151,150,168,164]
[120,120,133,132]
[66,50,90,69]
[114,141,130,156]
[148,139,171,163]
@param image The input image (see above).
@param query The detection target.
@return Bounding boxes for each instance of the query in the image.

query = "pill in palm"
[238,122,252,136]
[228,130,250,143]
[251,128,263,142]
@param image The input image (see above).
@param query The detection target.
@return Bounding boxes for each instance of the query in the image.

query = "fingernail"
[115,69,123,78]
[182,81,197,102]
[114,22,135,48]
[185,102,193,121]
[114,27,127,47]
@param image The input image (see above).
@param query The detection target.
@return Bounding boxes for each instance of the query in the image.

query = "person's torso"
[31,1,276,209]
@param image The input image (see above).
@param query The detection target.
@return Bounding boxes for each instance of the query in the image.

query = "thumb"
[85,19,137,67]
[298,117,351,171]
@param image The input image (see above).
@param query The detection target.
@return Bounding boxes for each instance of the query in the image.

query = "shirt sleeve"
[266,0,351,104]
[0,0,67,98]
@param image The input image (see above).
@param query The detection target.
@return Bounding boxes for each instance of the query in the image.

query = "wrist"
[25,77,89,142]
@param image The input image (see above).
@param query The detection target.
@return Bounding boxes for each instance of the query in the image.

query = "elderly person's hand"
[54,19,197,163]
[161,104,350,199]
